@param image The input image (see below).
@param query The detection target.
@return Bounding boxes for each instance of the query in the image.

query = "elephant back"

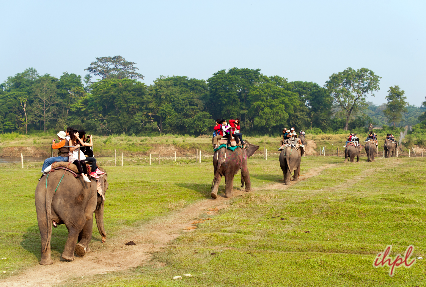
[279,146,301,172]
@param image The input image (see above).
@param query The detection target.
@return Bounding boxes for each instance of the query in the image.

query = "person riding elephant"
[279,143,303,185]
[345,144,363,162]
[384,137,397,158]
[35,166,108,265]
[211,141,259,199]
[364,139,377,162]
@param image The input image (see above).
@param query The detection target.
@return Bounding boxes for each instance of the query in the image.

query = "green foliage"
[383,85,408,127]
[84,55,144,81]
[326,67,381,130]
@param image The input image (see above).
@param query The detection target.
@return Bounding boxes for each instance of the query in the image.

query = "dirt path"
[1,163,335,287]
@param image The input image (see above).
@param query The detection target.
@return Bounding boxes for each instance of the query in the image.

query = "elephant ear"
[245,141,259,158]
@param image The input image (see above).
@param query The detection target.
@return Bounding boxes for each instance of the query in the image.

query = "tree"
[248,76,300,134]
[0,68,39,133]
[383,85,407,127]
[206,68,263,126]
[148,76,211,135]
[326,67,381,130]
[84,78,149,134]
[85,56,144,81]
[32,75,59,132]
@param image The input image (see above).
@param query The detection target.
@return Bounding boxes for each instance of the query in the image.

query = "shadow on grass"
[250,173,283,183]
[176,182,213,198]
[21,224,69,262]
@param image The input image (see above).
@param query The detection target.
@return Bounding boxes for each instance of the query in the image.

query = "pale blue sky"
[1,0,425,106]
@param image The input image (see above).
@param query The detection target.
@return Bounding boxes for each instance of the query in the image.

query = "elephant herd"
[34,136,399,265]
[345,138,398,162]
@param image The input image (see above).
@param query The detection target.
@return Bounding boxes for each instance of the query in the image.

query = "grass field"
[0,151,425,286]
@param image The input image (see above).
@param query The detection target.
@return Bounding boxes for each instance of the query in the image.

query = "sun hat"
[57,131,66,139]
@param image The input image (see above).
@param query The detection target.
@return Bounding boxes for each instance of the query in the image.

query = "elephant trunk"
[95,197,106,242]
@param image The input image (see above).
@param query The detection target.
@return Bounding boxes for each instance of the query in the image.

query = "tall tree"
[383,85,407,127]
[326,67,381,130]
[32,75,59,132]
[206,68,263,125]
[85,56,144,81]
[248,76,301,134]
[85,78,148,134]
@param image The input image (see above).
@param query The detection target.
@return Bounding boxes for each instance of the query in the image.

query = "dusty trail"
[1,163,335,287]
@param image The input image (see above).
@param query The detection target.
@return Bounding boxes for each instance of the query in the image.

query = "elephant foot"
[39,258,53,265]
[61,253,74,262]
[75,243,87,257]
[210,192,217,199]
[245,189,250,193]
[102,236,106,243]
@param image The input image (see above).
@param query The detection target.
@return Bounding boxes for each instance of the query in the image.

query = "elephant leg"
[356,154,359,162]
[76,217,93,257]
[211,173,222,199]
[61,227,81,261]
[284,166,291,185]
[224,173,234,198]
[241,166,251,192]
[293,163,300,181]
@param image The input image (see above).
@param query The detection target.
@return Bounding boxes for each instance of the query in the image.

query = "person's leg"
[86,157,97,172]
[73,160,83,174]
[42,156,68,172]
[232,134,240,145]
[81,160,88,175]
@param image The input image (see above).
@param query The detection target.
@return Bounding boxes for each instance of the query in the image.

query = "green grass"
[1,154,426,286]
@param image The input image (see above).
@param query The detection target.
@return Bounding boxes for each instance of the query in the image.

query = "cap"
[57,131,66,139]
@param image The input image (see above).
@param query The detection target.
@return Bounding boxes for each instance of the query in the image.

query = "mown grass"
[1,153,425,286]
[67,157,425,286]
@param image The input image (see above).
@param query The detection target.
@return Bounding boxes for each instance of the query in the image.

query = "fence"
[10,144,426,169]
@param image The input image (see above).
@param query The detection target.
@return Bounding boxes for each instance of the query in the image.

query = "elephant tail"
[43,175,55,253]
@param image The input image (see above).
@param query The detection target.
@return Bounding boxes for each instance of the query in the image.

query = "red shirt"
[229,119,240,134]
[214,124,223,136]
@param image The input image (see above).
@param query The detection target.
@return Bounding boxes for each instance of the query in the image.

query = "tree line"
[0,56,418,136]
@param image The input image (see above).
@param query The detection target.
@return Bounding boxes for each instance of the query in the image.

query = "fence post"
[122,152,123,166]
[115,149,117,166]
[409,149,410,158]
[397,149,399,157]
[199,150,202,163]
[175,151,177,162]
[158,153,160,165]
[149,153,152,165]
[383,150,385,158]
[265,149,268,160]
[21,153,23,169]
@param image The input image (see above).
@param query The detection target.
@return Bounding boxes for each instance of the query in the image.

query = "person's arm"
[52,139,66,149]
[69,143,80,152]
[81,136,93,147]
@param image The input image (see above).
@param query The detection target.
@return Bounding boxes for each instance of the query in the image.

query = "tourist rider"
[221,119,232,146]
[78,130,105,178]
[69,130,91,183]
[41,131,69,173]
[229,118,242,145]
[212,119,223,148]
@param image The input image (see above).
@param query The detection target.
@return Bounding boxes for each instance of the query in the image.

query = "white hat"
[57,131,66,139]
[290,127,294,131]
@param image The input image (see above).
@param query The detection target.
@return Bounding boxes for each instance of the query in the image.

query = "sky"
[1,0,425,106]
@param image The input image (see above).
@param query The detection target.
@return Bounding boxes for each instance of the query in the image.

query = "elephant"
[364,140,377,162]
[300,134,307,146]
[211,141,259,199]
[345,144,362,162]
[384,139,397,158]
[279,144,303,185]
[35,164,108,265]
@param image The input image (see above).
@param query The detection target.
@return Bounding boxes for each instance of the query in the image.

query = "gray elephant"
[279,144,303,185]
[345,144,362,162]
[211,141,259,199]
[364,140,377,162]
[384,139,397,158]
[35,164,108,265]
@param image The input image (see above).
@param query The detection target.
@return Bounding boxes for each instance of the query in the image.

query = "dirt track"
[0,163,334,287]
